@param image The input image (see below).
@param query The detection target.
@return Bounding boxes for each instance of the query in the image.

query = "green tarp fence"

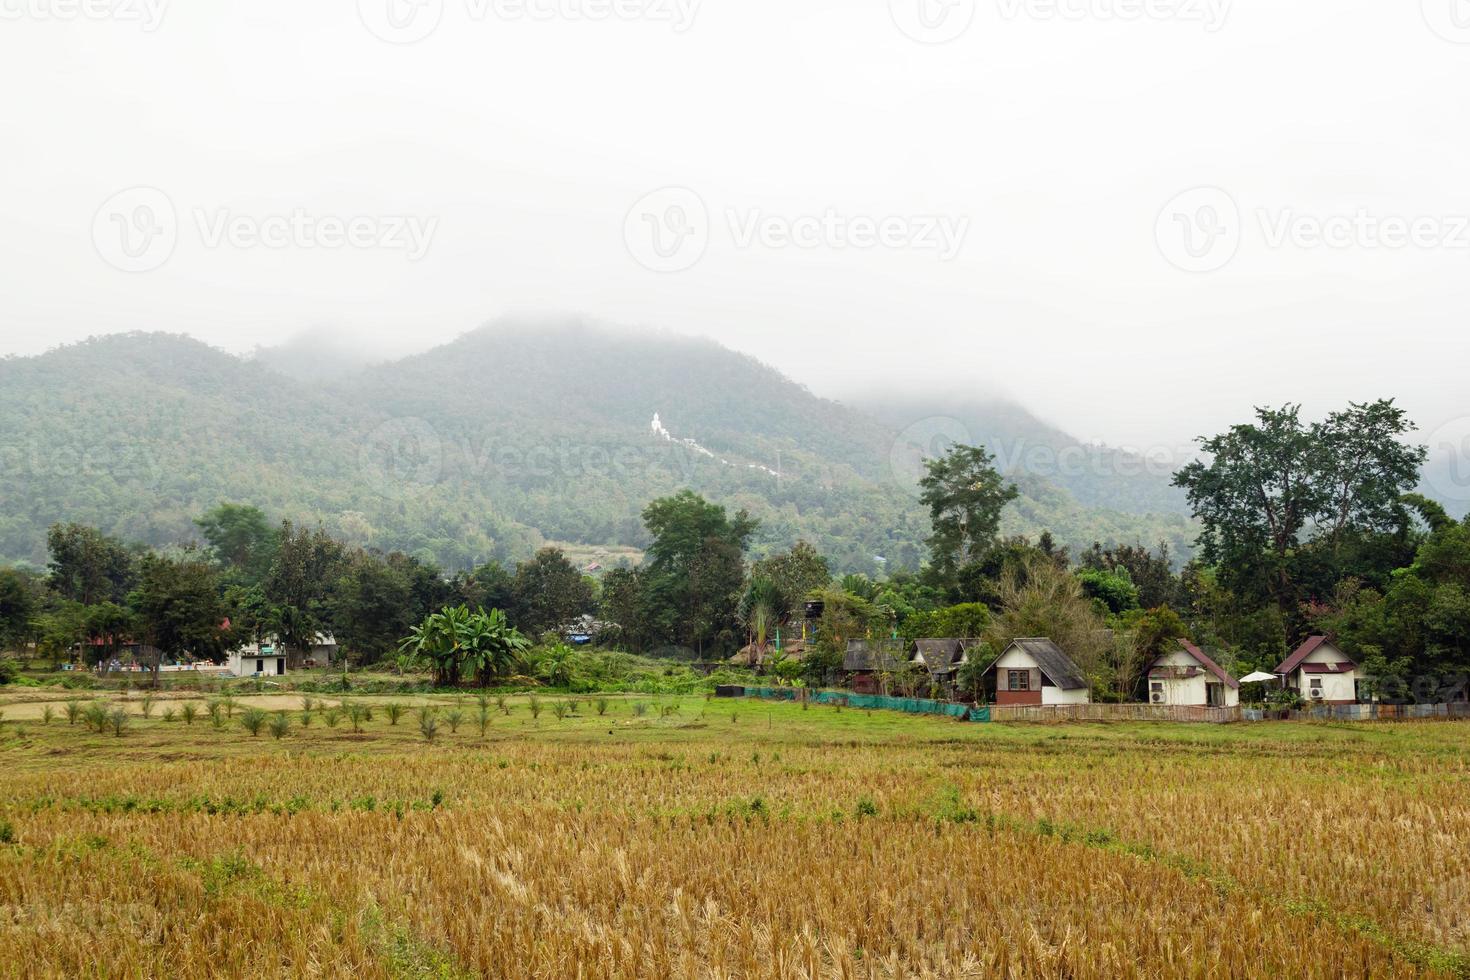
[738,687,988,722]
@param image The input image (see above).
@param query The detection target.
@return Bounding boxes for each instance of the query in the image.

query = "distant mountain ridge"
[1,320,1199,573]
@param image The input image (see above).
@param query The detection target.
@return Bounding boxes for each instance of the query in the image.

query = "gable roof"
[912,638,964,674]
[987,638,1089,691]
[1159,640,1239,690]
[1275,635,1356,676]
[843,638,907,672]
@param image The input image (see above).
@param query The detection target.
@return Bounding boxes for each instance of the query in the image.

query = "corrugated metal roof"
[988,638,1089,690]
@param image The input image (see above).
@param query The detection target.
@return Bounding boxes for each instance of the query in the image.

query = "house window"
[1007,670,1030,692]
[1150,682,1164,693]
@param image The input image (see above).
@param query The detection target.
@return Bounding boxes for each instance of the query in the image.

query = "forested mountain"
[1,321,1197,573]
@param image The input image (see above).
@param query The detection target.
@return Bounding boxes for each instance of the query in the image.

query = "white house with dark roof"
[1276,636,1359,704]
[983,638,1091,706]
[1146,640,1239,708]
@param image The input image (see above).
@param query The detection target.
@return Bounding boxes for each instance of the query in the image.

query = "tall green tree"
[195,503,278,583]
[0,568,37,653]
[263,522,345,667]
[510,548,595,637]
[1174,401,1425,612]
[917,445,1018,590]
[750,541,831,623]
[131,553,228,685]
[46,523,135,605]
[640,491,757,655]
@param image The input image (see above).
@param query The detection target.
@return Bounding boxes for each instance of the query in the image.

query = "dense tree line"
[2,397,1465,704]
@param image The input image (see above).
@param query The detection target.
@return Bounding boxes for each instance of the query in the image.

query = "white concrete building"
[227,634,338,677]
[1276,636,1360,704]
[1146,640,1240,708]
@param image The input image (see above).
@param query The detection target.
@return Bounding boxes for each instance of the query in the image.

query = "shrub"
[107,707,128,737]
[240,708,268,737]
[268,713,291,740]
[476,704,493,737]
[41,705,55,725]
[0,657,20,686]
[632,702,649,718]
[418,709,439,744]
[323,708,342,729]
[384,702,405,726]
[346,702,370,733]
[139,694,155,719]
[83,702,110,733]
[64,700,82,726]
[162,707,177,723]
[528,695,543,720]
[496,695,509,715]
[444,709,464,734]
[551,701,569,721]
[595,697,609,716]
[180,702,199,725]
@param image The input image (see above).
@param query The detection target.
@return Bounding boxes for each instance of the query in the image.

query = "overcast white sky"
[2,0,1468,453]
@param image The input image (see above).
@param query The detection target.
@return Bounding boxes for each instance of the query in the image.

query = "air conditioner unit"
[1150,692,1165,704]
[1310,689,1325,700]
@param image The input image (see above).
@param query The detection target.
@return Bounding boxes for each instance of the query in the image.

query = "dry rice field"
[0,692,1466,978]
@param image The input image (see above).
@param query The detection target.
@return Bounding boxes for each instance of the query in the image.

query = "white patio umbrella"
[1239,671,1278,684]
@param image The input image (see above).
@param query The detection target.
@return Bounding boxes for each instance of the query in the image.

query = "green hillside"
[1,322,1198,573]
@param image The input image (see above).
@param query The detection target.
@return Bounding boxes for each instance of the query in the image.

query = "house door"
[1206,682,1224,707]
[276,658,285,675]
[255,659,264,674]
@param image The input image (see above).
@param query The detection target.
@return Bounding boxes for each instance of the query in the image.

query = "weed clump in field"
[82,702,110,733]
[418,708,439,744]
[346,702,371,733]
[240,708,268,737]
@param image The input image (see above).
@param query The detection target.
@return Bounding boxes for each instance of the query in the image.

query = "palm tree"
[741,577,785,666]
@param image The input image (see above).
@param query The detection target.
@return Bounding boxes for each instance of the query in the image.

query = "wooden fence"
[988,703,1241,724]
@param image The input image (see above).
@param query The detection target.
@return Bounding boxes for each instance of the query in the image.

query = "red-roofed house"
[1276,636,1360,704]
[1146,640,1239,707]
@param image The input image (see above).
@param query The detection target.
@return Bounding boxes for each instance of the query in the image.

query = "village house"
[1276,636,1360,704]
[1146,640,1240,708]
[910,638,969,697]
[982,638,1091,706]
[227,633,338,677]
[843,638,909,695]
